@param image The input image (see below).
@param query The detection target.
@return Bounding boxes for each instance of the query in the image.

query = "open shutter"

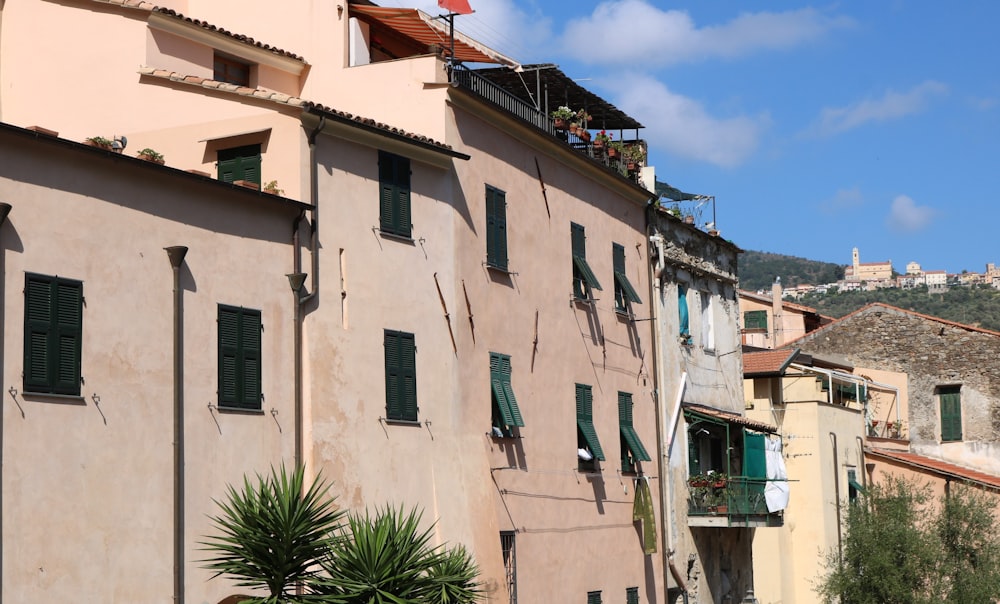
[613,243,641,306]
[490,352,513,426]
[678,285,689,336]
[576,384,604,461]
[499,355,523,426]
[24,275,53,392]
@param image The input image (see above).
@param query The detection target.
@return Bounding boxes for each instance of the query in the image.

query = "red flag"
[438,0,473,15]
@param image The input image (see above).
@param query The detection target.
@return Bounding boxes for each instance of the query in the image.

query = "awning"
[683,403,778,434]
[350,5,520,68]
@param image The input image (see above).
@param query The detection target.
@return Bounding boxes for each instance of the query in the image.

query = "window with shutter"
[385,329,418,421]
[571,223,601,299]
[576,383,604,470]
[217,144,261,185]
[586,590,603,604]
[490,352,524,436]
[939,386,962,442]
[378,151,412,238]
[217,305,262,410]
[612,243,641,312]
[485,185,509,271]
[626,587,639,604]
[23,273,83,396]
[744,310,767,330]
[619,392,651,473]
[678,284,690,339]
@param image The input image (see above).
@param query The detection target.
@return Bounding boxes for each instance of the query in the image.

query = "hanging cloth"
[632,477,657,554]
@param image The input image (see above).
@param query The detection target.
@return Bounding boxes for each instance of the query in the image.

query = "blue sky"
[387,1,1000,274]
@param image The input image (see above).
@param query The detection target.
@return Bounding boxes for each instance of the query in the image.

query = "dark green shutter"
[744,431,767,478]
[613,243,641,307]
[218,144,261,185]
[744,310,767,330]
[576,383,604,461]
[619,392,651,471]
[499,355,523,426]
[385,330,417,421]
[486,186,508,270]
[587,591,603,604]
[571,223,602,296]
[378,152,411,238]
[940,388,962,441]
[218,305,261,409]
[626,587,639,604]
[24,274,82,396]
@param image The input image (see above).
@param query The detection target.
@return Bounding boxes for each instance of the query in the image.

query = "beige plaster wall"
[1,131,299,603]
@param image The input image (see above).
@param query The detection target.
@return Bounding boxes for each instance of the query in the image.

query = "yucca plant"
[316,505,482,604]
[200,465,344,603]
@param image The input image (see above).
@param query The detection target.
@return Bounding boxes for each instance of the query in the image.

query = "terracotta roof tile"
[682,403,778,434]
[867,447,1000,490]
[743,349,799,376]
[304,101,454,151]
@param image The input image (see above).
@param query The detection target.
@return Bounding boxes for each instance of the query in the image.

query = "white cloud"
[887,195,935,233]
[819,187,864,214]
[612,75,767,167]
[809,81,949,137]
[561,2,854,67]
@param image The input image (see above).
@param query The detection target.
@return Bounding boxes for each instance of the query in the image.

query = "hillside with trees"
[799,285,1000,331]
[738,250,844,291]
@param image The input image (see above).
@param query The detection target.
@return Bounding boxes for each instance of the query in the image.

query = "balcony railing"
[687,476,783,527]
[450,64,646,184]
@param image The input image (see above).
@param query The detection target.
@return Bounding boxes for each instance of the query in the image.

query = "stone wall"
[791,305,1000,470]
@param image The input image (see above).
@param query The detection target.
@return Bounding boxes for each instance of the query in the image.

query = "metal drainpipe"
[165,245,188,604]
[645,204,689,602]
[0,202,11,604]
[830,431,842,568]
[290,116,324,476]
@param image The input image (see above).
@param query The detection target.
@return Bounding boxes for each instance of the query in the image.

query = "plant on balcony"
[576,108,592,124]
[607,140,625,158]
[136,148,165,164]
[551,105,574,130]
[593,130,612,149]
[86,136,114,150]
[624,144,647,168]
[263,180,284,196]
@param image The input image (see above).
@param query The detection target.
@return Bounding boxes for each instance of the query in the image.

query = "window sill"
[216,405,265,415]
[384,418,422,426]
[615,308,633,321]
[22,391,86,405]
[486,264,513,275]
[378,229,415,244]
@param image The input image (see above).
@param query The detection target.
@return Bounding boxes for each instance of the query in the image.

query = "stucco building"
[0,1,751,603]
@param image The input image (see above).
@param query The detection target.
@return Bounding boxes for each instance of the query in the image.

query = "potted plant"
[576,108,592,124]
[263,180,284,196]
[624,144,646,170]
[551,106,575,130]
[86,136,113,150]
[136,148,165,164]
[577,128,591,142]
[593,130,612,149]
[607,140,625,159]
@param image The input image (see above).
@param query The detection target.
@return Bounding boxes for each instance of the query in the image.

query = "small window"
[744,310,767,330]
[490,352,524,436]
[612,243,642,313]
[939,385,962,442]
[23,273,83,396]
[218,305,262,410]
[378,151,412,238]
[626,587,639,604]
[586,591,603,604]
[218,144,261,185]
[384,329,418,421]
[486,185,508,271]
[500,531,517,604]
[619,392,651,473]
[700,292,714,350]
[576,383,605,470]
[214,53,251,86]
[571,223,602,299]
[847,468,865,503]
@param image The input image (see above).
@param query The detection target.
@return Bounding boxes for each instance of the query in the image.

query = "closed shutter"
[218,305,261,409]
[24,274,82,395]
[24,275,53,392]
[486,186,508,270]
[385,330,417,421]
[218,145,261,185]
[241,309,262,407]
[53,280,83,395]
[940,388,962,441]
[378,152,412,238]
[744,310,767,330]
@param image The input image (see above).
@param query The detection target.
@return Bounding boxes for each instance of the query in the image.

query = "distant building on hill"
[844,247,893,282]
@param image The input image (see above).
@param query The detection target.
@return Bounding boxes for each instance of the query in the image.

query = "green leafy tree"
[316,505,483,604]
[817,476,1000,603]
[200,465,345,603]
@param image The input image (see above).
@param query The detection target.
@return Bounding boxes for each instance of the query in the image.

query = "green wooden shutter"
[613,243,642,307]
[396,157,411,238]
[940,388,962,441]
[241,308,262,408]
[53,280,83,395]
[571,222,586,257]
[587,590,603,604]
[744,310,767,330]
[486,186,508,270]
[626,587,639,604]
[378,152,412,238]
[576,383,604,461]
[490,352,511,428]
[218,144,261,185]
[499,354,523,426]
[619,392,651,470]
[385,330,417,421]
[218,306,240,406]
[24,275,53,392]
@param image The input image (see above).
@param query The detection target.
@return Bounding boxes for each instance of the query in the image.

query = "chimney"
[772,277,784,347]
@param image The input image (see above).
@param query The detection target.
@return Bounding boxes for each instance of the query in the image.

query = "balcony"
[450,64,648,185]
[687,476,784,528]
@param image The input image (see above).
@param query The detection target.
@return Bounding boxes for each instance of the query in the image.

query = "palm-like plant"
[316,505,482,604]
[200,465,344,603]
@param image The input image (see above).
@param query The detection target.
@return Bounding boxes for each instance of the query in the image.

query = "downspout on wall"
[0,202,11,603]
[165,245,188,604]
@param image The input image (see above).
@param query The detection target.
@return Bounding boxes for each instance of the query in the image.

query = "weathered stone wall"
[792,305,1000,471]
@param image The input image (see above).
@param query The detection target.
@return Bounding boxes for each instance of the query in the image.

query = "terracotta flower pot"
[554,117,568,130]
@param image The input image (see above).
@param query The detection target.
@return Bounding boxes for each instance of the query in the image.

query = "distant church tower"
[852,247,860,273]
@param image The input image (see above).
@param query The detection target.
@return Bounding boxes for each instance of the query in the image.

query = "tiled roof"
[87,1,307,62]
[682,403,778,434]
[738,290,820,315]
[867,447,1000,490]
[138,68,459,155]
[743,348,800,376]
